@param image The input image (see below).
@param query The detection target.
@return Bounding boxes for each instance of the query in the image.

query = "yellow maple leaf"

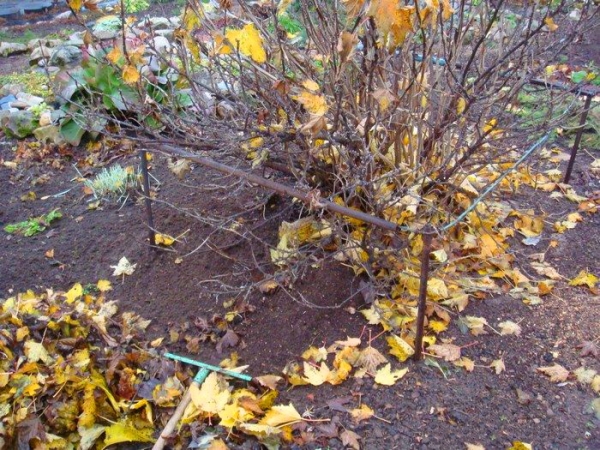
[106,46,123,64]
[155,233,175,246]
[508,442,533,450]
[103,420,155,447]
[259,404,303,428]
[302,361,331,386]
[68,0,83,12]
[190,372,230,415]
[64,283,83,304]
[97,279,112,292]
[453,356,475,372]
[225,23,267,64]
[569,269,598,289]
[295,91,328,116]
[427,278,449,300]
[368,1,415,49]
[342,0,366,17]
[122,65,140,84]
[544,17,558,32]
[374,363,408,386]
[387,334,415,362]
[24,340,53,364]
[350,404,374,423]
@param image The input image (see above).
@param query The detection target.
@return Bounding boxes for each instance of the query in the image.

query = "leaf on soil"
[97,279,112,292]
[255,375,283,390]
[155,233,175,246]
[24,340,54,364]
[302,361,331,386]
[465,444,485,450]
[302,346,328,362]
[102,420,154,448]
[190,372,231,415]
[507,442,532,450]
[428,343,461,362]
[489,358,505,375]
[574,367,597,385]
[386,334,414,362]
[569,269,599,289]
[64,282,83,303]
[111,257,137,277]
[258,280,279,295]
[453,357,475,372]
[340,429,361,450]
[356,345,387,372]
[461,316,489,335]
[167,158,191,179]
[259,404,303,428]
[350,404,374,423]
[591,376,600,393]
[578,340,599,358]
[374,363,408,386]
[327,396,353,413]
[537,364,570,382]
[530,262,562,280]
[498,320,522,336]
[216,329,240,354]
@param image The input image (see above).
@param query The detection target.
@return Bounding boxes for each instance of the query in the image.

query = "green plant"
[0,72,51,98]
[84,165,139,200]
[124,0,150,13]
[4,210,62,237]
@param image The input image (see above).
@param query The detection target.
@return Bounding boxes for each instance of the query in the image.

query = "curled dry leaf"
[537,364,570,382]
[428,343,461,362]
[498,320,522,336]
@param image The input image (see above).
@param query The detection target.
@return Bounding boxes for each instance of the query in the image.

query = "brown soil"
[1,3,599,450]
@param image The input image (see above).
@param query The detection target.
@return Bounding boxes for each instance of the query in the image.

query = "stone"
[29,46,52,65]
[154,29,174,40]
[9,101,29,109]
[54,11,72,20]
[66,36,84,47]
[0,95,17,110]
[138,17,172,30]
[0,42,28,57]
[34,125,64,145]
[1,111,38,139]
[49,45,82,67]
[94,30,118,41]
[16,93,45,107]
[0,84,24,97]
[38,111,52,127]
[27,38,62,51]
[151,36,171,54]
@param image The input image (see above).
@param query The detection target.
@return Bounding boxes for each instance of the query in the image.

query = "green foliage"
[124,0,150,13]
[4,210,62,237]
[0,29,37,44]
[84,165,139,200]
[0,72,51,98]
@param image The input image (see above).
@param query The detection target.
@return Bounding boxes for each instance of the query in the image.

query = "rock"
[29,46,52,66]
[151,36,171,54]
[34,125,64,145]
[38,111,53,127]
[16,93,45,107]
[27,38,62,51]
[154,29,174,40]
[93,15,122,33]
[0,95,17,110]
[138,17,172,30]
[9,101,29,110]
[49,45,82,67]
[66,36,84,47]
[94,30,118,41]
[54,11,72,20]
[0,42,28,57]
[0,84,23,97]
[1,111,38,139]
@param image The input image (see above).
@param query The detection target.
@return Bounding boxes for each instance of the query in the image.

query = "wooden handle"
[152,383,196,450]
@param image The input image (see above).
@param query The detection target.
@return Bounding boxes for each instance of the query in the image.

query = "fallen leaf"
[386,334,415,362]
[255,375,283,390]
[111,257,137,277]
[155,233,175,246]
[259,404,303,428]
[340,429,361,449]
[569,269,598,289]
[428,343,461,362]
[97,279,112,292]
[498,320,522,336]
[578,341,599,358]
[538,364,569,382]
[574,367,597,385]
[374,363,408,386]
[507,442,532,450]
[190,372,230,415]
[64,283,83,304]
[465,444,485,450]
[490,358,505,375]
[102,420,154,448]
[350,404,374,423]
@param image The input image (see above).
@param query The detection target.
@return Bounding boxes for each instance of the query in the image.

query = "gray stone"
[138,17,172,30]
[151,36,171,54]
[0,42,27,57]
[29,46,52,65]
[16,93,45,107]
[94,30,117,41]
[154,29,174,40]
[1,111,38,138]
[0,83,24,97]
[54,11,72,20]
[49,45,82,67]
[34,125,64,145]
[27,38,62,51]
[66,36,84,47]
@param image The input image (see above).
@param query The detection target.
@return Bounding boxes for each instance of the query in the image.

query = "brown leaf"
[537,364,569,382]
[337,31,358,64]
[216,329,240,354]
[578,341,599,358]
[340,429,361,449]
[326,396,353,413]
[428,343,461,362]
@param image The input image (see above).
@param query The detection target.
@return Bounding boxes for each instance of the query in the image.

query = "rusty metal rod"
[140,150,156,246]
[156,145,403,233]
[563,93,593,184]
[413,225,434,360]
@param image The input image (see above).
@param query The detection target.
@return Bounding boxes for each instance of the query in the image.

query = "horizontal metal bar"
[155,145,403,233]
[165,352,253,382]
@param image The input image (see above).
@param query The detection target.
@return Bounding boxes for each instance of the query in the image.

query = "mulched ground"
[1,3,599,449]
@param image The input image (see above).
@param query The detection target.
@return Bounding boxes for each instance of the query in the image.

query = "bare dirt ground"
[1,3,599,450]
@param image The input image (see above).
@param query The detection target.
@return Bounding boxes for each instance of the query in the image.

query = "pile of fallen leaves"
[0,282,324,449]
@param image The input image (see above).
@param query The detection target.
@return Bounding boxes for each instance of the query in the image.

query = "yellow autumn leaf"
[490,358,505,374]
[122,65,140,84]
[301,346,328,362]
[387,334,415,362]
[427,278,449,300]
[64,283,83,304]
[97,279,112,292]
[190,372,230,415]
[544,17,558,32]
[68,0,83,12]
[569,269,598,289]
[295,91,328,116]
[350,404,374,423]
[368,0,415,49]
[537,364,569,382]
[219,403,253,428]
[24,340,53,364]
[342,0,366,17]
[463,315,488,335]
[301,79,320,92]
[155,233,175,246]
[225,23,267,64]
[498,320,522,336]
[259,404,303,428]
[507,442,532,450]
[456,97,466,115]
[429,320,448,333]
[302,361,331,386]
[454,356,475,372]
[106,47,122,64]
[102,420,155,448]
[374,363,408,386]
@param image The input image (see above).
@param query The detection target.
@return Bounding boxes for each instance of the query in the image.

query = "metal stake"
[413,225,434,360]
[140,150,156,246]
[564,94,593,184]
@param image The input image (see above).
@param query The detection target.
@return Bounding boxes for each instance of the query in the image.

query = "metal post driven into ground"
[139,150,156,246]
[564,93,593,184]
[413,225,434,360]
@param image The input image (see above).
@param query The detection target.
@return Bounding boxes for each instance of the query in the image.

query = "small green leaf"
[571,70,587,84]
